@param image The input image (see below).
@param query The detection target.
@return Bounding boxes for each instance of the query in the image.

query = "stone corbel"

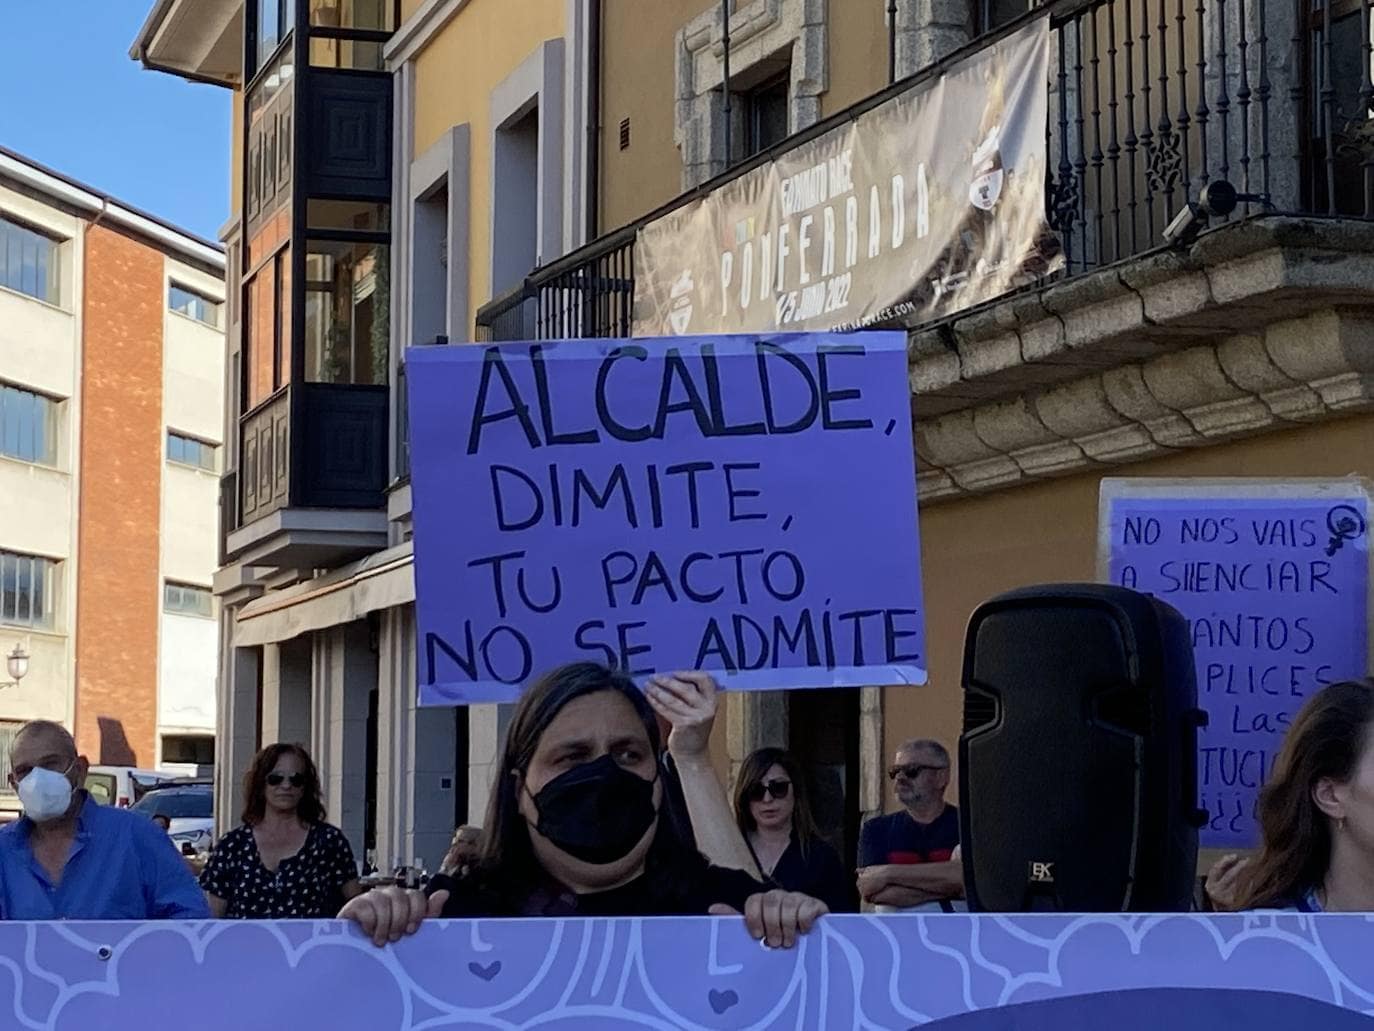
[914,309,1374,503]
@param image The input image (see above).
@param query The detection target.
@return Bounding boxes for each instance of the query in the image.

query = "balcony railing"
[476,0,1374,342]
[474,230,636,342]
[219,470,238,565]
[240,389,291,526]
[228,382,389,539]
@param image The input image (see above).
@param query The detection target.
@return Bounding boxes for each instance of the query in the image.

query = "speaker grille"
[963,689,998,733]
[960,586,1198,912]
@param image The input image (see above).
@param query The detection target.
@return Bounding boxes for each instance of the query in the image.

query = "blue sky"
[0,2,231,242]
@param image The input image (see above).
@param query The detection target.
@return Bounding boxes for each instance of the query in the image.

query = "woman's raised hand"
[646,671,720,761]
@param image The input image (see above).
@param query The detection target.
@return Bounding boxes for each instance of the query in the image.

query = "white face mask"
[17,764,74,823]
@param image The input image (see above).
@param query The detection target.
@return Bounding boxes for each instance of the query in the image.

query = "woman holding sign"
[1234,679,1374,911]
[340,663,827,947]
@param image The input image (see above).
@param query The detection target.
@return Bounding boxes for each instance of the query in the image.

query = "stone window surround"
[384,123,470,537]
[489,39,567,288]
[407,126,471,348]
[675,0,827,188]
[386,0,594,515]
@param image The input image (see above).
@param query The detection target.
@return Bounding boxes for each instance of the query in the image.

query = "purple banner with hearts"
[1101,479,1371,848]
[406,332,926,704]
[5,914,1374,1029]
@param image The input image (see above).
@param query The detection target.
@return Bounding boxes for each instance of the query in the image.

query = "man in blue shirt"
[0,720,209,920]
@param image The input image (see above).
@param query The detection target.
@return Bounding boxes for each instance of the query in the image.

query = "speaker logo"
[1029,861,1056,884]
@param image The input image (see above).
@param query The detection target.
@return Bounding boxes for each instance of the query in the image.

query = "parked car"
[130,783,215,854]
[84,766,172,808]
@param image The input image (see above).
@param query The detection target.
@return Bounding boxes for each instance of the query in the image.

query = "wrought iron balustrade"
[475,0,1374,342]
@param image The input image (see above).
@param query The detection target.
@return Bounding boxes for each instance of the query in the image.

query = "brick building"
[0,148,226,813]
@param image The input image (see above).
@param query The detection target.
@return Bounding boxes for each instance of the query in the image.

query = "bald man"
[0,721,208,920]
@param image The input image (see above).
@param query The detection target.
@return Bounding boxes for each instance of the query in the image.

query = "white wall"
[0,183,83,731]
[0,463,73,567]
[1,290,77,399]
[158,257,226,754]
[162,260,225,445]
[161,464,220,582]
[158,612,218,732]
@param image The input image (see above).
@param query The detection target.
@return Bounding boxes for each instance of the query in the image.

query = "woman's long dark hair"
[734,748,822,860]
[241,743,325,826]
[1234,679,1374,910]
[470,662,710,910]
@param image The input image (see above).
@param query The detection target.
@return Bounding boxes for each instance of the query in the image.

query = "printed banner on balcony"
[6,914,1374,1030]
[632,18,1061,337]
[406,331,925,704]
[1100,479,1372,849]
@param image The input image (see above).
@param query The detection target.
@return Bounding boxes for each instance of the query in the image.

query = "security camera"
[1199,180,1240,217]
[1163,180,1267,247]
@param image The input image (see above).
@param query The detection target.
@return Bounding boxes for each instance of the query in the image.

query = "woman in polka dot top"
[200,744,364,919]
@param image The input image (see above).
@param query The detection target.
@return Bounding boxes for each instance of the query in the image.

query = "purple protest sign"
[6,915,1374,1029]
[1101,480,1371,848]
[406,332,926,704]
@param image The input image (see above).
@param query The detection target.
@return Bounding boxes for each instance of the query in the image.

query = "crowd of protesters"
[0,670,1369,934]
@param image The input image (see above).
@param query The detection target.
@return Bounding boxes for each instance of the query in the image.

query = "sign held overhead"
[407,332,927,704]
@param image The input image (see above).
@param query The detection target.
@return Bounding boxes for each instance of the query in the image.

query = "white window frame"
[0,381,60,467]
[163,581,214,619]
[166,430,219,472]
[0,549,58,632]
[168,281,224,328]
[0,213,62,306]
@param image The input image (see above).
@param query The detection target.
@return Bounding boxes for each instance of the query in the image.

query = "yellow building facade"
[135,0,1374,879]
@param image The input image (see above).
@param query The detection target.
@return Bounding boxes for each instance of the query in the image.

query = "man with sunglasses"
[0,720,209,920]
[856,739,964,913]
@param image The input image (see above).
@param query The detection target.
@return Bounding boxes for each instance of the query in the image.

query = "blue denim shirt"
[0,793,210,920]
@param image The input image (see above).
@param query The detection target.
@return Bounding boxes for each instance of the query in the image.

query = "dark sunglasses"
[888,763,947,781]
[745,779,792,803]
[267,773,306,788]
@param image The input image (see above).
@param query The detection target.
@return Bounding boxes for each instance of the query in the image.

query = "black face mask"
[526,753,658,866]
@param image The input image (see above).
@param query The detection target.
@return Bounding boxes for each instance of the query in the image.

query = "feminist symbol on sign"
[1325,504,1368,557]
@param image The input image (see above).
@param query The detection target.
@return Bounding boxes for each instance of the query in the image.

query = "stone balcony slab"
[911,216,1374,502]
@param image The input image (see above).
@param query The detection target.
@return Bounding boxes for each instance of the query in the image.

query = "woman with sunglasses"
[200,743,363,918]
[733,748,854,913]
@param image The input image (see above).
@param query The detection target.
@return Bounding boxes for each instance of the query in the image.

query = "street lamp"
[1,645,28,689]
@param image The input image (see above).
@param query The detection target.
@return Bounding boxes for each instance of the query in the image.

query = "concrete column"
[726,690,789,786]
[259,637,312,748]
[312,623,375,860]
[858,686,885,821]
[216,621,260,838]
[895,0,972,78]
[468,703,515,827]
[376,605,458,873]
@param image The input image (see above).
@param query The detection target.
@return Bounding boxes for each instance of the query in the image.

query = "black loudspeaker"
[959,583,1207,912]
